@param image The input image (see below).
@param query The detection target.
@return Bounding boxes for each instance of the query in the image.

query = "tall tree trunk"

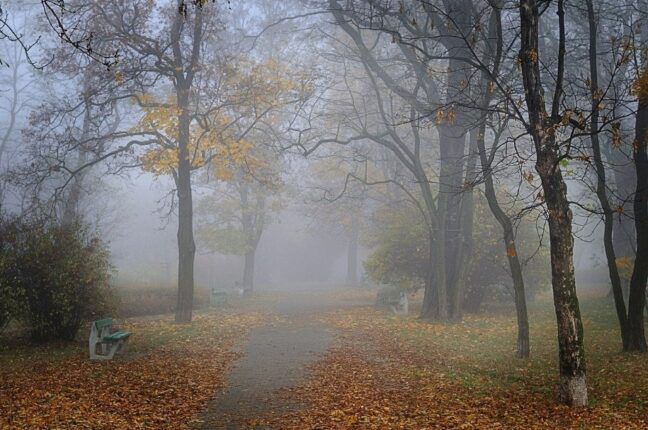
[346,218,359,285]
[539,151,587,406]
[625,60,648,351]
[62,153,86,225]
[175,89,196,323]
[437,123,467,321]
[476,127,531,358]
[419,169,445,320]
[585,0,630,349]
[474,1,530,358]
[239,181,265,294]
[436,42,472,321]
[451,133,478,321]
[519,0,587,406]
[242,247,256,293]
[421,230,444,321]
[175,156,195,322]
[508,227,530,358]
[171,3,203,323]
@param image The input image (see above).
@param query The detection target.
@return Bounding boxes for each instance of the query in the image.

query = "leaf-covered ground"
[0,310,265,429]
[2,291,647,429]
[250,297,648,429]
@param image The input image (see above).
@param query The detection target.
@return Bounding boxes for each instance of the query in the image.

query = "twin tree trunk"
[419,124,473,322]
[519,0,587,406]
[626,63,648,352]
[421,108,472,320]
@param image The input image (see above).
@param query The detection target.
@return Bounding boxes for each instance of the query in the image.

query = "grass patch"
[315,294,648,428]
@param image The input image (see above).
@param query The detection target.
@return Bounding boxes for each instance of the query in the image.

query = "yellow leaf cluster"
[632,66,648,105]
[141,147,179,175]
[135,56,304,179]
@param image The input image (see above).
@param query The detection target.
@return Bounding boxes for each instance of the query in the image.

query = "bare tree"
[518,0,587,406]
[626,0,648,351]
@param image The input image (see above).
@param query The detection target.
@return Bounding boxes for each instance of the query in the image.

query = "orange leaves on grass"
[0,312,264,430]
[256,307,648,429]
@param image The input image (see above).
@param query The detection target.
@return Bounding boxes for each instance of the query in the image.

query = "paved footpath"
[198,291,370,429]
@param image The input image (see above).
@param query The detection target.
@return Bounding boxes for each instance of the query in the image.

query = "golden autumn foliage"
[135,57,304,180]
[136,94,254,179]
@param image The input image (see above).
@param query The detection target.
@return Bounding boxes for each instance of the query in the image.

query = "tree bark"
[172,2,203,323]
[585,0,630,349]
[451,132,477,321]
[242,247,256,293]
[625,61,648,351]
[346,218,359,285]
[239,179,265,294]
[421,230,442,320]
[476,129,531,358]
[477,129,530,358]
[473,1,530,358]
[175,95,196,323]
[419,168,445,321]
[519,0,587,406]
[437,63,470,321]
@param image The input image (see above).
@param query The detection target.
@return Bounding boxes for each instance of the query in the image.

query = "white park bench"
[376,287,409,315]
[88,318,132,360]
[210,289,228,306]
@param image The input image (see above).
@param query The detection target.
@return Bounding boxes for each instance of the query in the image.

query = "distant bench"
[376,286,409,315]
[89,318,132,360]
[210,289,228,306]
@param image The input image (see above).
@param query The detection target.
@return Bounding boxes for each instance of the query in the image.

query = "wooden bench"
[89,318,132,360]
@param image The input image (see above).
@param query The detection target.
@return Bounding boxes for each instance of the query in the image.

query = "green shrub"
[0,217,114,342]
[363,207,428,290]
[0,219,22,333]
[364,195,550,312]
[0,267,13,332]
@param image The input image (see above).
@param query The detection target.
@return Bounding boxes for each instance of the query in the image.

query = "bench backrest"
[94,318,113,330]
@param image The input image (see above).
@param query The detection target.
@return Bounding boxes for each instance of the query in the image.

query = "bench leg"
[90,342,121,360]
[105,342,120,360]
[90,342,112,360]
[90,341,99,360]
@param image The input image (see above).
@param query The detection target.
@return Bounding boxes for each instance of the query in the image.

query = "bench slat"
[94,318,113,330]
[103,331,132,342]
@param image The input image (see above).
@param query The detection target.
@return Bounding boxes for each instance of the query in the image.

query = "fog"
[0,0,647,424]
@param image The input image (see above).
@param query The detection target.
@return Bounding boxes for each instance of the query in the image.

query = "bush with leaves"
[0,218,22,332]
[363,206,429,291]
[0,217,114,341]
[364,196,550,311]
